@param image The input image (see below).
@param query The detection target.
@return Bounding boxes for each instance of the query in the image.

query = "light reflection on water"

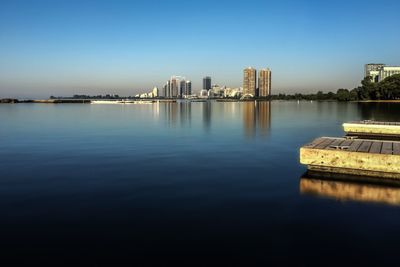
[300,171,400,206]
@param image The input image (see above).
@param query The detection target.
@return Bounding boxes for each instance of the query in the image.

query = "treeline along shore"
[0,99,176,104]
[272,74,400,101]
[0,99,91,104]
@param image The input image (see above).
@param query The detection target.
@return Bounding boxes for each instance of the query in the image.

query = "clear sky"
[0,0,399,98]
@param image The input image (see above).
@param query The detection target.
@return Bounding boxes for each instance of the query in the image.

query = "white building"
[365,64,400,82]
[136,86,160,99]
[212,84,223,96]
[199,89,208,98]
[379,66,400,81]
[223,87,241,98]
[152,87,159,98]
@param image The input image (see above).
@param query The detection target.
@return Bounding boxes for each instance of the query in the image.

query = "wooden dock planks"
[381,142,393,155]
[357,141,372,153]
[348,140,363,152]
[304,137,326,149]
[314,138,337,149]
[394,143,400,155]
[369,142,382,154]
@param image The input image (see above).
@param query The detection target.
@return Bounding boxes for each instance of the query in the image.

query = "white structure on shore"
[199,89,208,98]
[365,64,400,83]
[136,86,159,99]
[223,87,242,98]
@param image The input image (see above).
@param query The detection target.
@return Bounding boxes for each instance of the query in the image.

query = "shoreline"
[2,98,400,104]
[353,100,400,103]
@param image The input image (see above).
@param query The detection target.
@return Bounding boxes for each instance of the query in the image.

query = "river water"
[1,101,400,265]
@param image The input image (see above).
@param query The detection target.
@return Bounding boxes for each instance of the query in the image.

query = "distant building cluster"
[198,76,242,99]
[365,63,400,83]
[243,67,272,98]
[163,76,193,98]
[135,67,272,99]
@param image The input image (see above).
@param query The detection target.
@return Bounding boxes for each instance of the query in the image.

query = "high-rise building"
[179,80,186,98]
[165,76,187,98]
[258,68,272,97]
[166,80,171,98]
[185,81,192,96]
[203,76,212,90]
[243,67,257,97]
[170,78,178,97]
[152,87,159,98]
[163,84,168,97]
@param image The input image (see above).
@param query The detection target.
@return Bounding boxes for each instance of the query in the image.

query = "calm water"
[1,101,400,265]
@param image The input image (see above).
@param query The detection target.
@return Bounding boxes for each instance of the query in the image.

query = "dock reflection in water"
[300,171,400,206]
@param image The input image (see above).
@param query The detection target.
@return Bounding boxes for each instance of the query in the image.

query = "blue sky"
[0,0,399,98]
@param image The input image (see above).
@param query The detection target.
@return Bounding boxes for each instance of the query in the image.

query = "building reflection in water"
[179,101,191,127]
[159,100,271,136]
[161,102,178,127]
[202,101,212,132]
[243,101,271,138]
[152,100,160,118]
[160,101,193,127]
[300,171,400,206]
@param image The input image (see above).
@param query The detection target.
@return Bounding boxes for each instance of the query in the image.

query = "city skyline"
[1,0,400,98]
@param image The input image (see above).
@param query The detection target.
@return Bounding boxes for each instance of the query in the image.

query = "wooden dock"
[343,121,400,140]
[300,137,400,179]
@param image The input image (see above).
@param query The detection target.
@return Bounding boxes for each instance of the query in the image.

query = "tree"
[349,89,358,101]
[358,76,376,100]
[377,74,400,100]
[336,89,351,101]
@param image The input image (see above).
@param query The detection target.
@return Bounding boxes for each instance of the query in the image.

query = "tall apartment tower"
[258,68,272,97]
[243,67,257,97]
[185,81,192,96]
[203,76,212,90]
[170,78,178,97]
[152,87,159,98]
[179,80,186,98]
[165,80,171,98]
[163,84,167,98]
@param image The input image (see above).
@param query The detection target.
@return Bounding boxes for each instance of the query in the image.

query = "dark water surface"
[1,101,400,265]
